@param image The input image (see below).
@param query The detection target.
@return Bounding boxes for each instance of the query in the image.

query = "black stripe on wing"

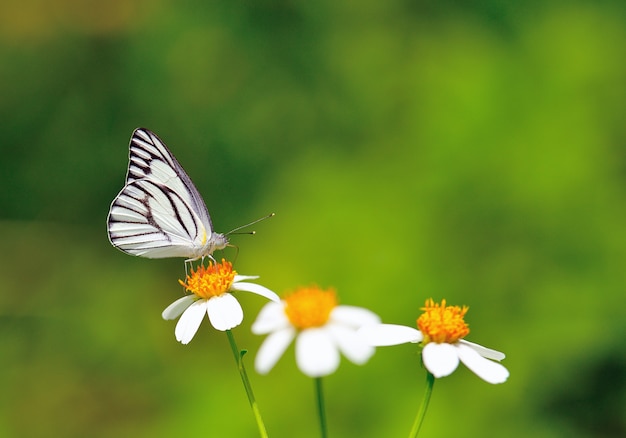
[126,128,179,183]
[107,179,206,258]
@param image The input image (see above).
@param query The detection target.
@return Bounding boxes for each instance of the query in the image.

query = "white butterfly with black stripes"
[107,128,228,261]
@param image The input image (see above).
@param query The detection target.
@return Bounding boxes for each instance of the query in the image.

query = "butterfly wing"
[125,128,213,228]
[107,128,214,259]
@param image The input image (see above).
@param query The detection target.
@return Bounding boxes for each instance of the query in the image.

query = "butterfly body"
[107,128,228,260]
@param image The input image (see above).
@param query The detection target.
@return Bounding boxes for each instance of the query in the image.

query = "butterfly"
[107,128,228,261]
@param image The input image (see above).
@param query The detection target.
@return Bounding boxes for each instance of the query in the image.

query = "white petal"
[330,306,381,327]
[456,343,510,384]
[422,343,459,378]
[231,282,280,303]
[458,339,506,361]
[162,295,196,320]
[175,300,208,344]
[357,324,423,346]
[327,323,375,365]
[251,301,289,335]
[206,293,244,331]
[255,327,296,375]
[296,328,340,377]
[234,274,259,282]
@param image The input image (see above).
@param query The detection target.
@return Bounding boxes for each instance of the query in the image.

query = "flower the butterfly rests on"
[107,128,228,261]
[163,259,280,344]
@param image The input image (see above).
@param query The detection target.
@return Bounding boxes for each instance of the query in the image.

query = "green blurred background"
[1,1,625,437]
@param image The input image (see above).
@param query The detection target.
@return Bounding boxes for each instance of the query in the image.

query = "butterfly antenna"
[226,212,275,236]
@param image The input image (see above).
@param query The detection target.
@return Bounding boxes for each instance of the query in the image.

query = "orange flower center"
[417,298,470,344]
[284,287,338,329]
[178,259,236,299]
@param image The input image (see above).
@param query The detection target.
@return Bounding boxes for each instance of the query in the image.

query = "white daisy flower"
[162,259,279,344]
[251,286,381,377]
[358,299,509,384]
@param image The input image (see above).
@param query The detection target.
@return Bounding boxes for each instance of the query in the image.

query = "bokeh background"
[1,1,625,437]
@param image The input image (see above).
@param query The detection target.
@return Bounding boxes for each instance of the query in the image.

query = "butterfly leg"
[184,258,197,277]
[193,255,218,271]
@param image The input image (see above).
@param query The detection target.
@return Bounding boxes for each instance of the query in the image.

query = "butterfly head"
[208,233,229,253]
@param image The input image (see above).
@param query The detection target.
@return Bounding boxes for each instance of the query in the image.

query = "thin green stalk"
[314,377,328,438]
[226,329,269,438]
[408,372,435,438]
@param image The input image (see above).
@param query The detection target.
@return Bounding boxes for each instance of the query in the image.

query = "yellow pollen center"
[284,287,338,329]
[417,298,470,344]
[178,259,236,299]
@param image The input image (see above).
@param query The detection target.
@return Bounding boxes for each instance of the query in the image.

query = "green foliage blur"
[1,1,625,437]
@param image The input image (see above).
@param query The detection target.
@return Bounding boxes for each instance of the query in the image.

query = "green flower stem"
[314,377,328,438]
[408,371,435,438]
[226,329,269,438]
